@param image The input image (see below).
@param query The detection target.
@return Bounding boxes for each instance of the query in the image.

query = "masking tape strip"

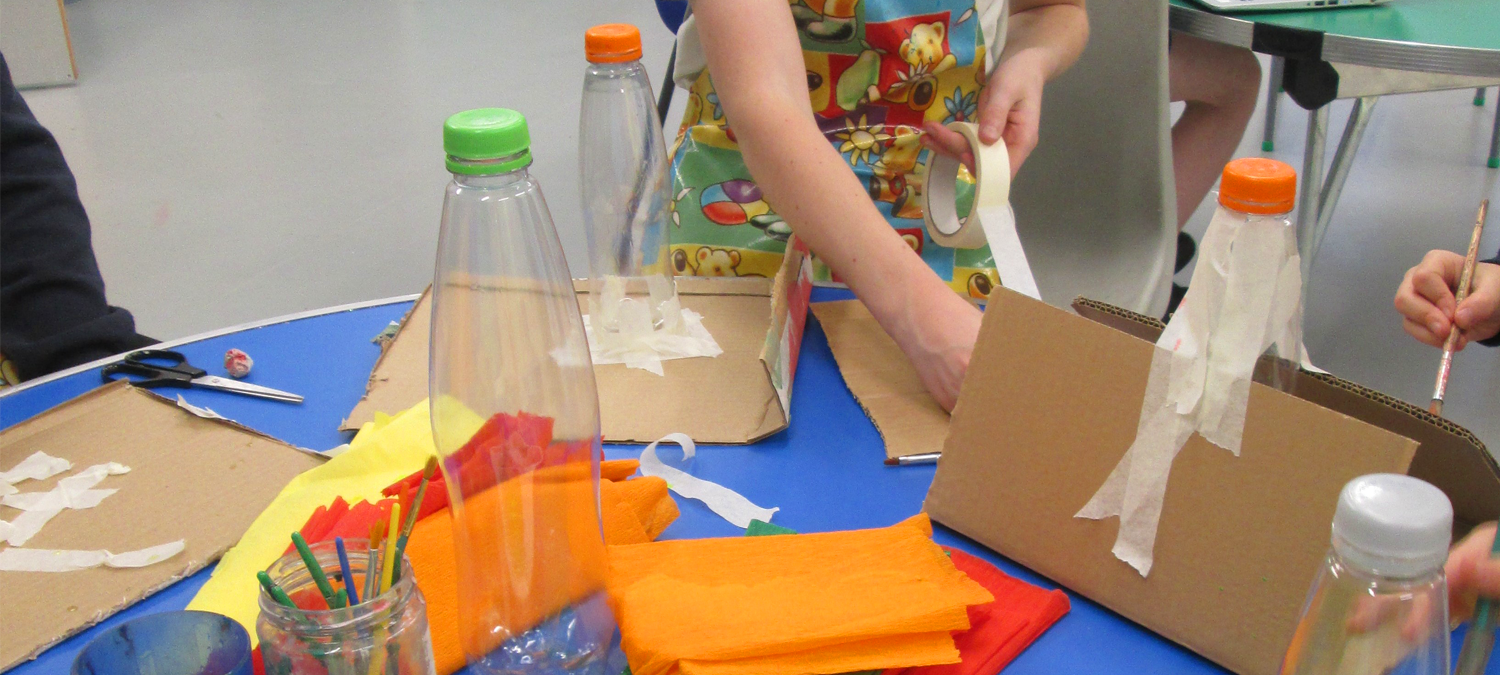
[639,433,778,528]
[0,540,186,572]
[1,462,130,547]
[1077,208,1308,576]
[0,451,73,487]
[176,394,227,420]
[920,122,1040,300]
[584,307,722,377]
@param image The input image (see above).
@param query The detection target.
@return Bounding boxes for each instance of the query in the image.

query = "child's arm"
[1393,250,1500,349]
[692,0,982,410]
[922,0,1088,174]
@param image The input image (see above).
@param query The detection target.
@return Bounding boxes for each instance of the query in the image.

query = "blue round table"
[1,290,1487,674]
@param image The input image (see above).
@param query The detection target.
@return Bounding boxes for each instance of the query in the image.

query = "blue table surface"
[2,289,1490,675]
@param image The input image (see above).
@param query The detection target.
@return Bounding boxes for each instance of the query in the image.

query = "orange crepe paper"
[605,514,994,675]
[404,470,675,675]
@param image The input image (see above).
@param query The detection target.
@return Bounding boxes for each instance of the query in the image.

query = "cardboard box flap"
[343,242,812,445]
[928,289,1425,675]
[1072,297,1500,533]
[0,382,323,671]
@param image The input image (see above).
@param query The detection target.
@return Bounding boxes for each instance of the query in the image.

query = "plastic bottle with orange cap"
[578,23,681,335]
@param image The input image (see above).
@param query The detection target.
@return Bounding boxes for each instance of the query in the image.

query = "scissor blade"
[190,376,305,403]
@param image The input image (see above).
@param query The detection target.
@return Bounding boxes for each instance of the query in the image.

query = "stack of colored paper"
[605,514,995,675]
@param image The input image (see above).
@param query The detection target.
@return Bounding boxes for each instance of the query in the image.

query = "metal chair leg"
[1312,97,1378,264]
[1297,105,1329,287]
[1475,87,1488,107]
[1489,96,1499,169]
[1263,57,1285,152]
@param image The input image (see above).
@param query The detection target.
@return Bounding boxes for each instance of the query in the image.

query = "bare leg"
[1169,34,1261,231]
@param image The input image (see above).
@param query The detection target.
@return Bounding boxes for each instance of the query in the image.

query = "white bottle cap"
[1331,474,1452,578]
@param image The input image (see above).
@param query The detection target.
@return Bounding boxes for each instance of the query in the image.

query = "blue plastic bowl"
[72,610,252,675]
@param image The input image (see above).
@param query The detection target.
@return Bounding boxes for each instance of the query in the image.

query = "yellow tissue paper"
[186,399,456,642]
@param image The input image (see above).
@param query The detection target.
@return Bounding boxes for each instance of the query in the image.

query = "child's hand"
[1393,251,1500,350]
[920,50,1048,179]
[1447,522,1499,625]
[892,286,983,412]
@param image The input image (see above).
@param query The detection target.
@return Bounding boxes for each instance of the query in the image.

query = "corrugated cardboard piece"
[811,300,948,459]
[0,382,324,672]
[344,242,813,444]
[926,289,1500,675]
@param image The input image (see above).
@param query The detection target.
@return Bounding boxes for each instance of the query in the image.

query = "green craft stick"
[291,532,339,607]
[257,571,297,608]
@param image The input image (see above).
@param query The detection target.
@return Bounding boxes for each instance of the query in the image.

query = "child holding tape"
[671,0,1087,410]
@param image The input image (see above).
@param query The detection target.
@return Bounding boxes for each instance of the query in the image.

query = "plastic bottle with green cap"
[429,108,621,674]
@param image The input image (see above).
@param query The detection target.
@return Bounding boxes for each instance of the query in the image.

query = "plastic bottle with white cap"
[1280,473,1452,675]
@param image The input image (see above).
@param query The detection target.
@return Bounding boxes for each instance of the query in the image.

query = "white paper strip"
[0,451,73,485]
[2,462,131,546]
[639,433,779,528]
[1077,206,1308,576]
[0,540,186,572]
[176,394,226,420]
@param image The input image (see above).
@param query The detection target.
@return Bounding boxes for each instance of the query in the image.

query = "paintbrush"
[1430,199,1489,417]
[292,531,344,609]
[363,521,383,605]
[390,457,438,583]
[1454,525,1500,675]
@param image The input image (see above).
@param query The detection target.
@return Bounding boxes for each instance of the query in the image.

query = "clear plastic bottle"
[578,23,680,333]
[1280,474,1453,675]
[429,108,619,674]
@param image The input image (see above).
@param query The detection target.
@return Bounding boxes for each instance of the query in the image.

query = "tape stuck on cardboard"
[1077,207,1309,576]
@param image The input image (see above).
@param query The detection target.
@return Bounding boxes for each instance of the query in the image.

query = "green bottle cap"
[443,108,532,175]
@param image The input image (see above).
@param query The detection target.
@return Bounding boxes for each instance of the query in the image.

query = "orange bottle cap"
[585,24,643,63]
[1218,157,1297,215]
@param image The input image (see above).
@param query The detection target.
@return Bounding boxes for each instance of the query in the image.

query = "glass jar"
[256,539,436,675]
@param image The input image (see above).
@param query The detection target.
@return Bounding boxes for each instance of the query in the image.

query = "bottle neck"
[450,166,530,189]
[586,59,645,77]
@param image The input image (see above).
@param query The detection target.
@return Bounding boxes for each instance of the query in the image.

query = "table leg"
[1311,96,1378,266]
[1297,105,1329,284]
[1263,57,1284,152]
[1489,99,1499,169]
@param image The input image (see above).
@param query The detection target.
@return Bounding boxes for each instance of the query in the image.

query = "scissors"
[101,349,304,403]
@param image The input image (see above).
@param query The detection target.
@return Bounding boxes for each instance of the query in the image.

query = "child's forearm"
[1003,0,1089,81]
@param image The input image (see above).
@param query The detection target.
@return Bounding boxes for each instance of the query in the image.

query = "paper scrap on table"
[639,433,777,528]
[2,462,131,547]
[1077,208,1309,576]
[0,540,185,572]
[584,276,722,376]
[1,451,73,495]
[176,394,226,420]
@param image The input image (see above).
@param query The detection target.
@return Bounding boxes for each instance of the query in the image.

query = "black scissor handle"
[123,349,206,378]
[101,360,194,389]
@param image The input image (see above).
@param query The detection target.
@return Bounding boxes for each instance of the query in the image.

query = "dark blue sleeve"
[1482,252,1500,348]
[1,52,153,381]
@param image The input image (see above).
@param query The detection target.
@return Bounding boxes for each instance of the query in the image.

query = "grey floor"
[17,2,1500,455]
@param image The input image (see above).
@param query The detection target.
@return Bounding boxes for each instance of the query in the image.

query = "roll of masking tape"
[921,121,1040,300]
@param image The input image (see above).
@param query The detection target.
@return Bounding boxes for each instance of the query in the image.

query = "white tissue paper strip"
[176,394,226,420]
[0,540,186,572]
[583,276,722,376]
[1,462,131,546]
[1077,208,1309,576]
[639,433,779,528]
[0,451,73,486]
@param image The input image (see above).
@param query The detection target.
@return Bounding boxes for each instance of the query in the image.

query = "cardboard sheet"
[0,382,323,672]
[343,245,812,444]
[926,289,1500,675]
[811,301,948,460]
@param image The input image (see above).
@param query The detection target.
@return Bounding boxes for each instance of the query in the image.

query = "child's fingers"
[1454,263,1500,341]
[1401,318,1446,349]
[1395,270,1451,341]
[920,122,976,173]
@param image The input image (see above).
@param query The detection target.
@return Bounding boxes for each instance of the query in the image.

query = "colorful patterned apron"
[668,0,1000,299]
